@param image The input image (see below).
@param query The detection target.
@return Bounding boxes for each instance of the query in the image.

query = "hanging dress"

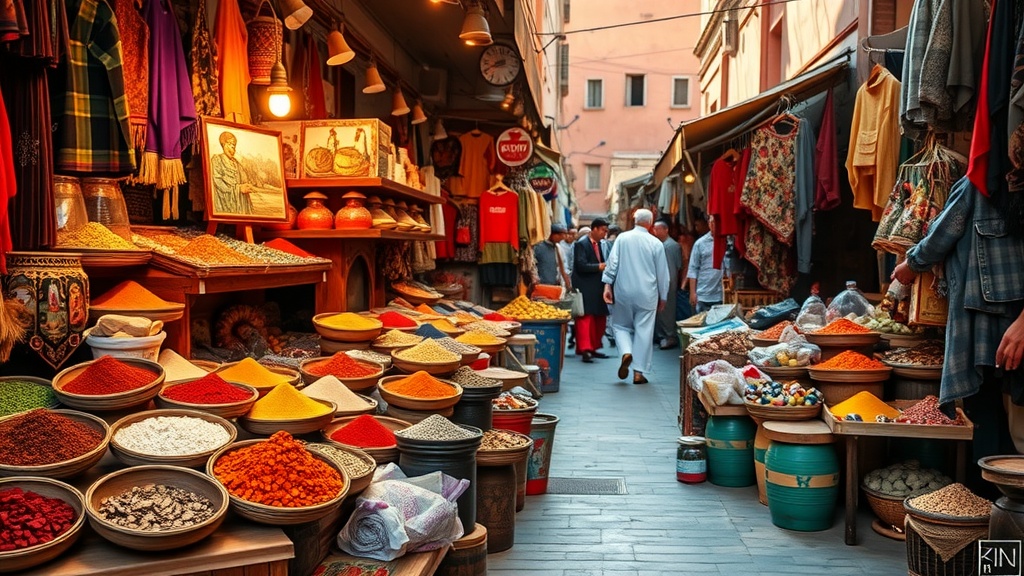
[214,0,250,124]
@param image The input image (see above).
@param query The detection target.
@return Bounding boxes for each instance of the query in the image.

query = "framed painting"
[201,117,288,222]
[300,119,391,179]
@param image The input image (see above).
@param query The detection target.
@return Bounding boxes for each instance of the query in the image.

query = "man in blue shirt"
[532,224,570,287]
[686,215,723,313]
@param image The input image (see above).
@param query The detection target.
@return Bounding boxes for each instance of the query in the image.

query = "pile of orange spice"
[92,281,175,309]
[814,318,871,335]
[384,371,456,398]
[213,431,343,507]
[759,321,797,341]
[815,350,886,370]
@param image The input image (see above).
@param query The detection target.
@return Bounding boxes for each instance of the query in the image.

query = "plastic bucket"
[451,384,502,432]
[475,463,516,553]
[396,425,483,530]
[704,416,756,488]
[491,406,536,436]
[765,441,839,531]
[518,321,568,393]
[526,413,559,495]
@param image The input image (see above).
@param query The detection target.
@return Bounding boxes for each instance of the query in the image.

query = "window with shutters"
[558,42,569,96]
[625,74,646,107]
[585,79,603,109]
[585,164,601,191]
[672,77,691,108]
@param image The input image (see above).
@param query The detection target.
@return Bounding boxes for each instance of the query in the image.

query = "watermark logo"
[979,540,1022,575]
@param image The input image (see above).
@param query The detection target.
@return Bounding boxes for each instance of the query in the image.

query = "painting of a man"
[202,118,287,222]
[211,131,254,215]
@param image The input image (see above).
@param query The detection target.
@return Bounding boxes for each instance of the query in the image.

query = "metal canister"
[677,436,707,483]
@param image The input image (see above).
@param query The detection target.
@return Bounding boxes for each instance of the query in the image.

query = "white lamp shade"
[433,119,448,140]
[392,88,411,115]
[327,25,355,66]
[280,0,312,30]
[410,102,427,124]
[459,5,492,46]
[363,61,385,93]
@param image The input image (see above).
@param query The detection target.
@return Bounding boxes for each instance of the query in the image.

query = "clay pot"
[334,191,373,230]
[297,192,334,230]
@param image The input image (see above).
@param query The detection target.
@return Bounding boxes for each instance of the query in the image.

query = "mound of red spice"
[483,313,512,321]
[377,311,418,329]
[62,355,155,395]
[813,318,871,335]
[0,409,103,466]
[307,353,379,378]
[0,487,77,551]
[162,373,253,404]
[329,414,396,448]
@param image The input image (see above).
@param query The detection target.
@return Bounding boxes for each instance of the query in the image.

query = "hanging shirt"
[214,0,250,124]
[741,121,800,244]
[478,189,519,250]
[794,118,817,275]
[292,33,326,120]
[707,154,744,267]
[458,131,496,199]
[847,64,901,221]
[434,195,458,259]
[814,89,840,211]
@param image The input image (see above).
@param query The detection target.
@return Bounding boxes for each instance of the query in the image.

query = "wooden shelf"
[260,229,444,242]
[286,177,441,205]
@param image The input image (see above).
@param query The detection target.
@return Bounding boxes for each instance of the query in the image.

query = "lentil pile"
[97,484,215,531]
[248,383,332,420]
[329,414,396,448]
[373,329,424,347]
[301,376,373,412]
[758,321,797,340]
[463,321,511,337]
[492,391,537,410]
[176,235,254,265]
[214,431,344,507]
[813,318,872,334]
[814,350,887,370]
[305,353,379,379]
[57,222,138,250]
[114,415,231,456]
[162,373,253,404]
[317,312,381,331]
[218,358,291,387]
[433,337,480,355]
[0,379,57,416]
[0,487,77,551]
[304,443,375,478]
[895,395,963,425]
[907,483,991,517]
[347,349,391,367]
[384,371,457,398]
[480,429,531,450]
[456,330,503,346]
[394,340,459,364]
[62,355,156,395]
[378,311,418,329]
[449,366,501,388]
[395,414,478,441]
[0,409,103,466]
[413,324,448,340]
[92,281,174,309]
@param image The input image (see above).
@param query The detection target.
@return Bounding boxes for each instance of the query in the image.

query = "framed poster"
[201,117,288,222]
[300,119,392,179]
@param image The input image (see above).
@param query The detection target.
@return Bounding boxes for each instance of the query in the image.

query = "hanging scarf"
[0,89,14,273]
[214,0,250,124]
[188,0,219,212]
[292,33,326,119]
[112,0,148,152]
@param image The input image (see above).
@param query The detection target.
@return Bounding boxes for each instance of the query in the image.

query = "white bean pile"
[394,414,478,441]
[114,416,231,456]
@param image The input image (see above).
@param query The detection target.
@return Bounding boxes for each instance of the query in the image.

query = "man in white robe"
[602,209,669,384]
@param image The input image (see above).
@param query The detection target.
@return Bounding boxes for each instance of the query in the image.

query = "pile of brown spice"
[176,235,254,265]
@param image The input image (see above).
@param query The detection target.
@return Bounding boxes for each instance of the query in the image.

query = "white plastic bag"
[687,359,753,405]
[795,294,828,331]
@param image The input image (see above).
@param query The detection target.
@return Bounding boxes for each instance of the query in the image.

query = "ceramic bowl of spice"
[85,464,230,551]
[237,383,337,436]
[0,376,59,418]
[455,331,507,355]
[0,408,110,479]
[298,353,385,391]
[108,409,238,469]
[208,432,349,525]
[303,442,377,496]
[807,350,892,383]
[376,310,421,333]
[319,337,372,355]
[300,375,378,417]
[390,340,461,376]
[155,373,260,419]
[377,372,463,411]
[214,358,301,397]
[0,477,87,572]
[52,356,165,412]
[322,414,412,465]
[370,328,424,355]
[312,312,383,343]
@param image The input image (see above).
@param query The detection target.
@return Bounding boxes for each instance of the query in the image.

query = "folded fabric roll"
[337,499,409,561]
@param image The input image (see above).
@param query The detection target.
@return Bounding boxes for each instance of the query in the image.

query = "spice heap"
[329,414,396,448]
[456,330,503,346]
[394,340,460,364]
[0,487,77,551]
[0,379,57,417]
[430,320,461,335]
[907,483,991,518]
[413,324,448,340]
[449,366,501,388]
[758,321,798,341]
[685,330,752,355]
[373,329,423,347]
[480,429,531,451]
[895,395,963,425]
[92,281,175,309]
[347,349,391,367]
[496,296,570,320]
[392,282,441,299]
[217,358,291,387]
[829,391,900,421]
[451,311,483,325]
[383,371,457,399]
[57,222,138,250]
[0,409,103,466]
[394,414,477,441]
[114,415,231,456]
[813,318,871,335]
[483,312,513,322]
[304,443,374,478]
[61,356,156,395]
[305,353,380,379]
[176,235,254,265]
[433,337,480,356]
[415,304,438,315]
[864,461,951,497]
[264,238,315,259]
[492,392,537,410]
[214,431,343,507]
[814,350,887,370]
[301,376,374,412]
[378,311,418,329]
[317,312,382,331]
[97,484,215,531]
[162,373,253,404]
[882,341,944,366]
[248,383,332,420]
[158,349,209,382]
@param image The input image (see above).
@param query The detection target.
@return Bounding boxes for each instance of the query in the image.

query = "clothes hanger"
[471,121,482,135]
[720,147,740,162]
[488,174,514,195]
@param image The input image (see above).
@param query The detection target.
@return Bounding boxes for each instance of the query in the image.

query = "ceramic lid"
[303,191,328,200]
[342,191,367,200]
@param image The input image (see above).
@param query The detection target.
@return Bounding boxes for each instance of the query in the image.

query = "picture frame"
[201,117,289,222]
[300,119,392,179]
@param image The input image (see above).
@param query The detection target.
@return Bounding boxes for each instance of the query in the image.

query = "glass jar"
[81,177,132,241]
[53,175,89,232]
[677,436,707,483]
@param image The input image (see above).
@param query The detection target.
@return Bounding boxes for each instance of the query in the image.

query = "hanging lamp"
[410,101,428,124]
[392,86,411,116]
[363,57,385,93]
[279,0,312,30]
[326,22,355,66]
[460,3,492,46]
[266,60,293,117]
[433,118,448,140]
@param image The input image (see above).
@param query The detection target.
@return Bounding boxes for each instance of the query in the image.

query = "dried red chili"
[0,409,102,466]
[62,355,155,395]
[307,353,378,378]
[0,487,77,551]
[329,414,396,448]
[162,373,252,404]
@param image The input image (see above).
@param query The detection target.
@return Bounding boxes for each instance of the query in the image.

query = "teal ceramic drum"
[704,416,756,487]
[764,441,839,531]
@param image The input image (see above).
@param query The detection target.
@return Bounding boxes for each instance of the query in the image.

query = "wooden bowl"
[496,321,521,335]
[298,356,384,391]
[108,409,237,469]
[0,376,59,416]
[304,443,377,496]
[331,394,378,417]
[214,362,301,397]
[321,415,412,465]
[808,367,892,383]
[155,378,259,419]
[457,337,506,355]
[760,365,810,381]
[744,401,822,421]
[0,409,110,479]
[804,332,881,347]
[319,337,372,355]
[52,357,165,412]
[882,361,942,380]
[377,375,463,411]
[85,465,229,550]
[979,455,1024,501]
[207,440,349,525]
[880,333,925,349]
[390,350,461,376]
[0,477,86,573]
[312,313,383,343]
[237,399,337,436]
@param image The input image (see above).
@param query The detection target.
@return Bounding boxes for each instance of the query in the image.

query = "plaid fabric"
[53,0,135,174]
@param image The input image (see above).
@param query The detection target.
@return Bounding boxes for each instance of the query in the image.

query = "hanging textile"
[794,118,816,275]
[457,131,495,199]
[434,193,458,259]
[0,0,25,42]
[740,119,800,244]
[478,189,519,251]
[1009,20,1024,211]
[53,0,136,174]
[707,150,744,267]
[0,89,14,273]
[742,221,796,296]
[188,0,220,212]
[814,89,840,211]
[430,137,462,181]
[112,0,148,152]
[291,33,326,120]
[453,203,479,263]
[215,0,250,124]
[847,64,901,221]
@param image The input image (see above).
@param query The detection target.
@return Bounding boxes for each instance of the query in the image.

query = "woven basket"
[905,519,982,576]
[246,0,281,85]
[862,486,907,528]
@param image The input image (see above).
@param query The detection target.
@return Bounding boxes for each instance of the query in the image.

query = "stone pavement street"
[488,340,906,575]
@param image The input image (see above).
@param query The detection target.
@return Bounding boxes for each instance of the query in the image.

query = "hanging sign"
[528,162,557,198]
[495,127,533,167]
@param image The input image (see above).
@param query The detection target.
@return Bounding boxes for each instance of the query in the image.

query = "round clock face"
[479,44,521,87]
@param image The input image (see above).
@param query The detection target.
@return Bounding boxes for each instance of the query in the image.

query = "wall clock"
[479,43,522,87]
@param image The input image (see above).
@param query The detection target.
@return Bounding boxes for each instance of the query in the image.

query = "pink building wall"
[560,0,703,220]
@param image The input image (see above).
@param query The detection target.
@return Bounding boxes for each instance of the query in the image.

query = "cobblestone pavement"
[488,340,906,575]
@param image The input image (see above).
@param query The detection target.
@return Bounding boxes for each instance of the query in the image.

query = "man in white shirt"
[686,215,724,313]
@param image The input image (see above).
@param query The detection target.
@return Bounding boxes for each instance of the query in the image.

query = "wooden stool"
[762,420,839,532]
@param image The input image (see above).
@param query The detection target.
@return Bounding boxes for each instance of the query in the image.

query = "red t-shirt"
[478,190,519,250]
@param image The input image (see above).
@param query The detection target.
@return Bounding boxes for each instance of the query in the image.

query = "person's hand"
[689,291,697,307]
[997,312,1024,371]
[657,300,666,312]
[603,285,614,305]
[891,260,918,285]
[239,183,253,194]
[598,263,606,271]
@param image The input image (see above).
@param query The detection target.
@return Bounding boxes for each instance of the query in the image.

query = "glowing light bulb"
[268,93,291,117]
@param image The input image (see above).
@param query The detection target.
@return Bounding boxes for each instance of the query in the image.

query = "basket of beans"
[52,356,165,412]
[0,477,86,572]
[390,340,461,376]
[0,408,110,479]
[377,372,463,411]
[0,376,59,418]
[312,312,383,343]
[304,442,377,496]
[298,352,384,391]
[155,373,259,419]
[108,409,238,469]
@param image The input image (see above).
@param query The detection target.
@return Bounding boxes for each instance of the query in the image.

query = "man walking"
[687,215,724,313]
[653,220,683,349]
[602,209,669,383]
[532,224,570,288]
[572,218,611,363]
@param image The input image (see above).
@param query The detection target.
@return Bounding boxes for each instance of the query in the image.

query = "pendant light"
[392,85,410,116]
[410,101,428,125]
[363,57,385,93]
[266,60,292,117]
[326,22,355,66]
[279,0,312,30]
[459,3,492,46]
[500,86,514,110]
[433,118,448,140]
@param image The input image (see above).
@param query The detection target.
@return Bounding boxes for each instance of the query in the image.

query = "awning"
[651,58,850,189]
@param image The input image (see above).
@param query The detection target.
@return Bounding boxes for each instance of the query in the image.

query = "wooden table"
[315,548,447,576]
